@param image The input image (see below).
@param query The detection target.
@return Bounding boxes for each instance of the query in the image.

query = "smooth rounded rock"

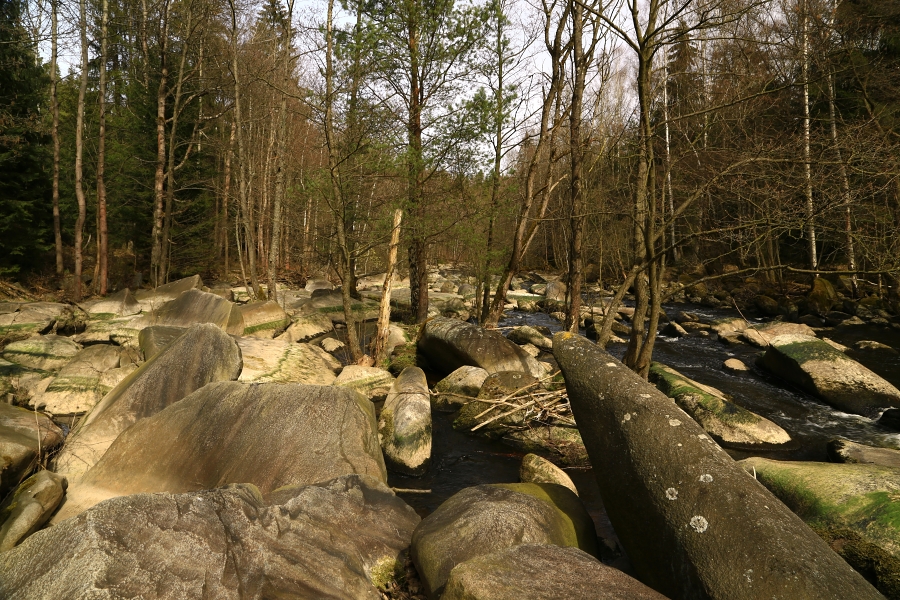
[722,358,749,373]
[433,366,489,412]
[2,335,80,371]
[379,367,432,476]
[334,365,395,402]
[519,454,578,495]
[0,471,67,551]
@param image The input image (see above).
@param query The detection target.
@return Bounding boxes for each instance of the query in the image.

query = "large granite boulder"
[519,454,578,495]
[739,321,816,347]
[411,483,598,598]
[0,403,64,498]
[442,544,666,600]
[807,277,840,316]
[239,300,290,337]
[137,325,185,360]
[0,470,66,551]
[828,439,900,468]
[1,475,419,599]
[56,382,387,520]
[276,312,334,343]
[507,326,553,351]
[134,288,244,334]
[379,367,431,476]
[741,458,900,559]
[54,323,243,481]
[133,274,202,310]
[84,288,141,318]
[432,365,489,412]
[759,334,900,417]
[237,337,339,385]
[419,318,544,378]
[2,335,80,371]
[552,331,882,600]
[649,363,791,447]
[29,344,122,416]
[0,302,66,341]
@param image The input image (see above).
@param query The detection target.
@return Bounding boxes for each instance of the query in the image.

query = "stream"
[388,303,900,569]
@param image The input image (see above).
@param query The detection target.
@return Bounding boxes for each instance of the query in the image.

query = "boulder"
[321,337,346,354]
[419,318,544,379]
[754,295,780,316]
[507,326,553,351]
[457,283,475,297]
[134,288,244,334]
[0,302,66,341]
[239,300,290,337]
[739,321,816,348]
[552,331,882,600]
[827,439,900,469]
[334,365,395,402]
[305,277,333,292]
[759,334,900,417]
[661,322,688,337]
[723,358,749,373]
[2,475,418,599]
[519,453,577,495]
[133,274,202,309]
[0,404,64,498]
[84,288,141,318]
[138,325,185,360]
[504,426,589,467]
[433,365,489,412]
[411,483,598,598]
[710,316,746,336]
[275,312,334,343]
[72,315,141,347]
[0,471,66,551]
[808,277,840,316]
[741,457,900,560]
[1,335,80,371]
[379,367,431,476]
[236,337,339,385]
[649,363,791,447]
[454,371,539,436]
[544,280,567,302]
[29,344,122,416]
[56,381,388,520]
[854,340,899,355]
[54,323,243,481]
[442,544,666,600]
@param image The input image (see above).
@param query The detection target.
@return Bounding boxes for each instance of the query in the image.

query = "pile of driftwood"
[465,372,574,432]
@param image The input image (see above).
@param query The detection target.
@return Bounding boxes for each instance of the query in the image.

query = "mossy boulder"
[503,426,589,467]
[808,278,840,316]
[84,288,141,318]
[649,362,791,447]
[759,333,900,417]
[236,337,340,385]
[334,366,395,403]
[379,367,431,476]
[453,371,537,437]
[433,365,489,412]
[741,457,900,582]
[134,288,244,334]
[29,344,122,416]
[275,312,334,343]
[814,525,900,599]
[828,439,900,469]
[238,300,290,337]
[1,335,80,372]
[410,483,598,597]
[0,303,66,342]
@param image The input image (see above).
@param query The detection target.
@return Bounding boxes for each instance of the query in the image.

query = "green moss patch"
[650,363,759,426]
[775,339,847,367]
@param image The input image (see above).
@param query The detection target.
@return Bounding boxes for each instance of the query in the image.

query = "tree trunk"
[828,72,857,294]
[97,0,109,295]
[150,0,170,288]
[51,0,62,277]
[372,209,403,364]
[801,0,817,270]
[73,0,89,301]
[565,0,587,333]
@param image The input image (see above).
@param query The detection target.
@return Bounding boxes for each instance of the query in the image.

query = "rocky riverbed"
[1,269,900,599]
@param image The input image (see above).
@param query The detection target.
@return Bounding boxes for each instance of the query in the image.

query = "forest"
[1,0,899,369]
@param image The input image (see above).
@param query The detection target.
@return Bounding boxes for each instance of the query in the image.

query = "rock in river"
[379,367,432,476]
[649,362,791,447]
[0,470,67,551]
[442,544,666,600]
[53,323,243,481]
[411,482,598,598]
[55,381,387,520]
[0,475,419,600]
[553,331,882,600]
[759,333,900,417]
[418,317,544,378]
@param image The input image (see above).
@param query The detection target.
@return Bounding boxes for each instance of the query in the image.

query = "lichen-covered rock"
[84,288,141,318]
[519,454,577,495]
[739,321,816,348]
[239,300,290,337]
[442,544,666,600]
[1,475,419,599]
[54,324,243,481]
[379,367,431,476]
[275,312,334,343]
[419,318,544,378]
[0,404,64,498]
[237,337,339,385]
[553,331,882,600]
[134,288,244,334]
[0,303,66,341]
[29,344,122,416]
[0,471,66,551]
[759,334,900,417]
[55,381,388,521]
[334,366,395,402]
[741,457,900,561]
[411,483,598,598]
[649,363,791,447]
[1,335,80,371]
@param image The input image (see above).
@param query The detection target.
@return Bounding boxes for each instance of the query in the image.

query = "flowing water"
[389,303,900,567]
